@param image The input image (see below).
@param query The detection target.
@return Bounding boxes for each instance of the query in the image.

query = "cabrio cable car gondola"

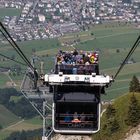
[45,50,112,134]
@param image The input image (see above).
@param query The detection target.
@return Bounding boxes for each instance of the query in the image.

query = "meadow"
[0,8,21,19]
[0,22,140,100]
[0,105,42,140]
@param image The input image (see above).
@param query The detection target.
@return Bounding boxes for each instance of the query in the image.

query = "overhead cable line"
[0,28,30,67]
[0,22,34,70]
[0,27,33,70]
[0,22,35,71]
[113,35,140,80]
[0,53,27,66]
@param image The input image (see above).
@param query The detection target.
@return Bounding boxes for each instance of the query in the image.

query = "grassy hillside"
[0,118,42,140]
[0,104,20,127]
[93,92,140,140]
[0,22,140,100]
[0,73,9,88]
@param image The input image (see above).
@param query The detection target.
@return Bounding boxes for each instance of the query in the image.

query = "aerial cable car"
[45,50,112,134]
[0,21,139,136]
[44,34,140,134]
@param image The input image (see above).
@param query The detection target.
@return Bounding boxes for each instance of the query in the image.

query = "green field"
[0,104,20,127]
[0,22,140,99]
[0,113,42,140]
[0,8,21,18]
[0,73,9,88]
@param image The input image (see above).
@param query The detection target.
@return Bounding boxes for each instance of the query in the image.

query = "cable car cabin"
[45,50,112,134]
[52,85,101,134]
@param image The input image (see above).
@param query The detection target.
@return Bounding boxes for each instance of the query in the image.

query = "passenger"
[57,55,62,64]
[83,53,89,63]
[64,111,71,122]
[85,62,90,74]
[85,61,90,65]
[76,54,82,64]
[80,112,86,121]
[72,112,81,123]
[78,65,84,74]
[87,112,93,121]
[72,67,77,74]
[73,112,78,120]
[73,49,78,56]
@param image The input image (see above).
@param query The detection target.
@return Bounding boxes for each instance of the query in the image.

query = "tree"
[106,104,116,118]
[103,104,120,135]
[129,75,140,92]
[6,129,42,140]
[106,118,120,134]
[125,95,140,127]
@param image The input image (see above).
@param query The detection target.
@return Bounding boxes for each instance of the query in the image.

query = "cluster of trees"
[5,129,42,140]
[126,76,140,127]
[103,94,140,136]
[103,104,120,135]
[125,95,140,127]
[0,88,37,118]
[102,75,140,135]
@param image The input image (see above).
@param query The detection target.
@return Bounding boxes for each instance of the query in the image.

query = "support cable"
[0,52,48,71]
[0,22,34,71]
[113,35,140,80]
[0,28,30,67]
[0,53,27,66]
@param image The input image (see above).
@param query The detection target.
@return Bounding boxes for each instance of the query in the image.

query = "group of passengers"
[56,49,98,65]
[64,111,92,123]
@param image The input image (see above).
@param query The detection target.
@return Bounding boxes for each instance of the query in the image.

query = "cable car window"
[54,102,99,131]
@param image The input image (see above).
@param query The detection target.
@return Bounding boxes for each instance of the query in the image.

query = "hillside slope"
[93,92,140,140]
[0,104,20,127]
[125,124,140,140]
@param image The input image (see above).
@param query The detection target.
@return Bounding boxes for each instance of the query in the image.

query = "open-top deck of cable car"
[55,49,99,75]
[45,50,112,86]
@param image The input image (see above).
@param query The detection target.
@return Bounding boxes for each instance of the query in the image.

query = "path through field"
[1,119,24,131]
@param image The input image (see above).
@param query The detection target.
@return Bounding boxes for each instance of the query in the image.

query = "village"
[0,0,140,42]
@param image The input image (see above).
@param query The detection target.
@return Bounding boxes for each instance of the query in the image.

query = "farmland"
[0,104,20,127]
[0,97,42,140]
[0,22,140,100]
[0,105,42,140]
